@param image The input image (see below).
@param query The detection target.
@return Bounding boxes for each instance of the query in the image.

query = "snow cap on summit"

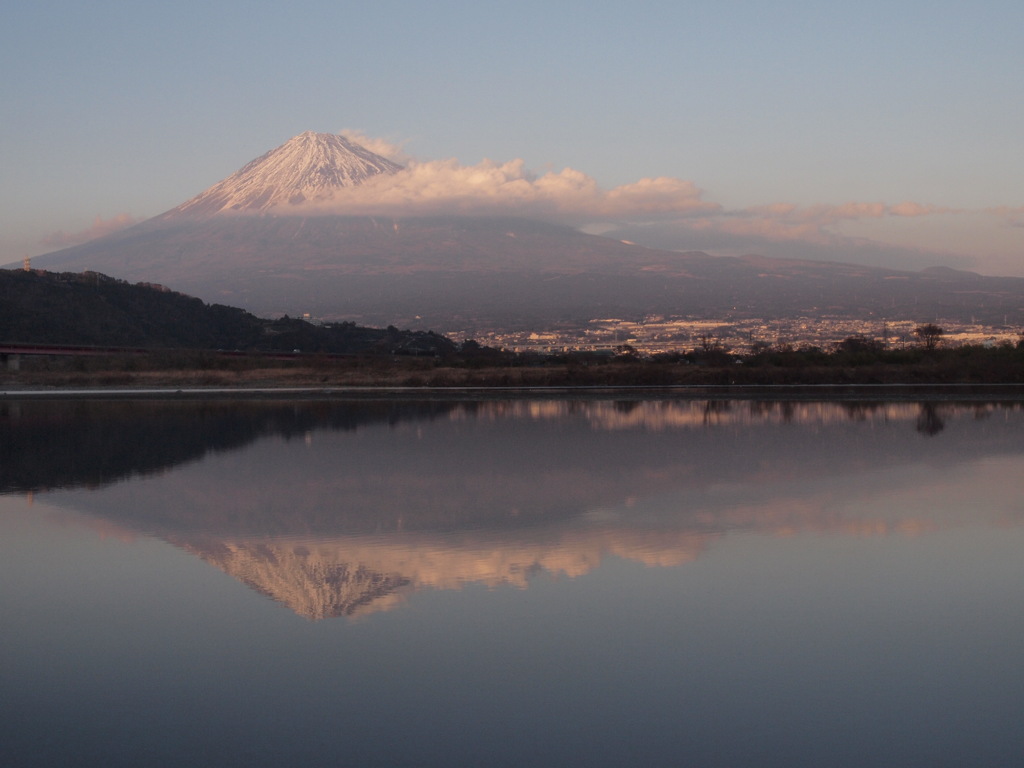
[171,132,404,216]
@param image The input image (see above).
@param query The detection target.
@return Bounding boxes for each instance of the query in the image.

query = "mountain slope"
[31,213,1024,330]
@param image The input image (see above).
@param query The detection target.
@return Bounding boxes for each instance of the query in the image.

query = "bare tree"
[914,324,944,351]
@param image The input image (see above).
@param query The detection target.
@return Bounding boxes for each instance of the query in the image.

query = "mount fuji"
[26,132,1024,332]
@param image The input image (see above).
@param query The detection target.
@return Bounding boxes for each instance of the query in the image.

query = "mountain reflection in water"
[9,398,1024,618]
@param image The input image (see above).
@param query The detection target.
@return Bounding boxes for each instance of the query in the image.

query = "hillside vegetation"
[0,269,455,355]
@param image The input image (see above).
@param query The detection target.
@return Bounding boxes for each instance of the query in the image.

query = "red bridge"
[0,342,152,370]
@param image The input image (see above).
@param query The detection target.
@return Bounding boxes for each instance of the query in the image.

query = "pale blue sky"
[3,0,1023,273]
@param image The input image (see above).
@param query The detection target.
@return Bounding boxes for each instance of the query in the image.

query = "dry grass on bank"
[5,344,1024,390]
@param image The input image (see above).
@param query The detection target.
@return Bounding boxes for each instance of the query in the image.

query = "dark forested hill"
[0,269,456,355]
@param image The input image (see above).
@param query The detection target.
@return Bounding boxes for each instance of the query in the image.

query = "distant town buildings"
[454,316,1023,355]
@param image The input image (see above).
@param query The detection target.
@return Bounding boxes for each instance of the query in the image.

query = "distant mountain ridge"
[26,131,1024,331]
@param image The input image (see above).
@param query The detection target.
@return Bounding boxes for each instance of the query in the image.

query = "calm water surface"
[2,398,1024,767]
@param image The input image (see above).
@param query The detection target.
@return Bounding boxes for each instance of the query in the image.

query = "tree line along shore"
[4,329,1024,390]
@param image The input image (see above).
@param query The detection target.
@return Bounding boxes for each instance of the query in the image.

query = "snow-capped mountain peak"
[169,131,403,216]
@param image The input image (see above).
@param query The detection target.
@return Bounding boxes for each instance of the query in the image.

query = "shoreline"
[5,382,1024,402]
